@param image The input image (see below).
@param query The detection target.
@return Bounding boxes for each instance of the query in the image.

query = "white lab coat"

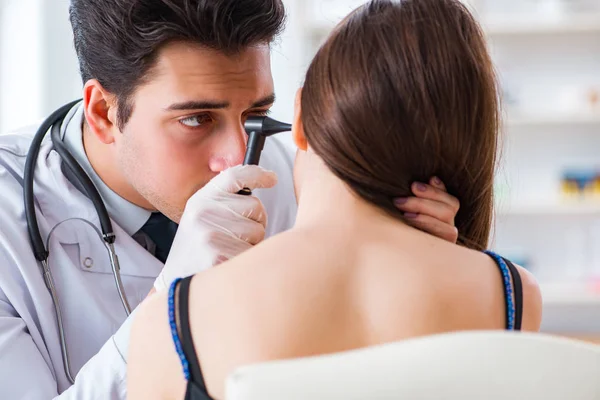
[0,124,297,399]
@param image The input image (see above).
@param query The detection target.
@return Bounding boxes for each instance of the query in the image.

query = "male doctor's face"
[112,42,274,221]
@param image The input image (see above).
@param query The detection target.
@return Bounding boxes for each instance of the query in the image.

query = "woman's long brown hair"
[301,0,499,250]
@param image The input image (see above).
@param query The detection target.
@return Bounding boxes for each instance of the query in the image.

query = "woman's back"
[179,184,540,398]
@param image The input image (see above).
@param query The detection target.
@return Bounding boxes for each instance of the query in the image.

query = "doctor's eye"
[179,113,214,128]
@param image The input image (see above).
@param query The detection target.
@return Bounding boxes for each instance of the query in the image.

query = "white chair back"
[226,331,600,400]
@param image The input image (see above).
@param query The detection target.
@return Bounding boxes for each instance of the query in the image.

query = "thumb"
[208,165,278,194]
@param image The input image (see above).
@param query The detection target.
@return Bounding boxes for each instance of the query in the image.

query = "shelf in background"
[541,282,600,306]
[484,15,600,35]
[507,114,600,127]
[497,201,600,216]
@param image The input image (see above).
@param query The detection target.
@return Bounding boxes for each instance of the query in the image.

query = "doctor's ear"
[82,80,120,144]
[292,88,308,151]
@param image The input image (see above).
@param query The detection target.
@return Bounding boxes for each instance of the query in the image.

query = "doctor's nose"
[207,124,247,173]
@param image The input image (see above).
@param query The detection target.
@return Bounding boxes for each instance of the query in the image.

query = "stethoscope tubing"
[23,100,132,383]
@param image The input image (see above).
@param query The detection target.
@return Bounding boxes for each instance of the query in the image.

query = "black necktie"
[140,213,178,263]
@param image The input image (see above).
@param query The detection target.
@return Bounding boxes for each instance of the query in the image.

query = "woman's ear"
[292,88,308,151]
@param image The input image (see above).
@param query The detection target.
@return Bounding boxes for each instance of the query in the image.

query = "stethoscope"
[23,99,291,384]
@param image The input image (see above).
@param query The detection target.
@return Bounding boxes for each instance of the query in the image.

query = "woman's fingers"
[393,177,460,243]
[402,213,459,244]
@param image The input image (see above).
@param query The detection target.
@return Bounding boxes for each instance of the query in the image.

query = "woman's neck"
[293,155,405,233]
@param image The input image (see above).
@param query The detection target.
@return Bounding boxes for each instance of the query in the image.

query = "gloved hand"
[153,165,278,291]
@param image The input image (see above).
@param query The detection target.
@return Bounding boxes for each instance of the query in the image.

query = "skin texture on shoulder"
[127,228,352,400]
[127,230,324,400]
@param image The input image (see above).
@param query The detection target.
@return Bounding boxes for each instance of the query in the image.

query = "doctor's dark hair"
[69,0,285,129]
[301,0,499,250]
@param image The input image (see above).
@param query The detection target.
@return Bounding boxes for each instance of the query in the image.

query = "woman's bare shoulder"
[128,290,187,400]
[184,228,339,397]
[454,248,543,332]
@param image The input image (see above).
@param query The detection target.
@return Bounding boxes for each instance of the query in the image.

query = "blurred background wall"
[1,0,600,340]
[0,0,80,133]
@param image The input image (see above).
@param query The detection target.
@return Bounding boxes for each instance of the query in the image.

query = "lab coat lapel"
[35,136,163,279]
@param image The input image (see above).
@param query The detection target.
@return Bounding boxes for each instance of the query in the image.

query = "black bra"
[169,276,214,400]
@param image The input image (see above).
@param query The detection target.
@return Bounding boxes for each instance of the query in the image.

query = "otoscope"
[238,116,292,195]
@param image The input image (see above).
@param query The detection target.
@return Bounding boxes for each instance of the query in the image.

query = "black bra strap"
[502,257,523,330]
[177,276,207,391]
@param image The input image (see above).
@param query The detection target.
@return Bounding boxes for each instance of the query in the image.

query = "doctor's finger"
[217,195,268,226]
[403,214,459,244]
[220,215,267,245]
[210,165,278,194]
[238,218,267,245]
[201,208,266,245]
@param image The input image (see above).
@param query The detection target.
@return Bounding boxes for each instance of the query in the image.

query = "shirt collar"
[60,101,151,236]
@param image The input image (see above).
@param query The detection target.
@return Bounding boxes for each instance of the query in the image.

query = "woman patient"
[128,0,542,398]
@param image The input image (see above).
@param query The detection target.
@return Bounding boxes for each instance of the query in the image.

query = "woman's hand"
[394,177,460,243]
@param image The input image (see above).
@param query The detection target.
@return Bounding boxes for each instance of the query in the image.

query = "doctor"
[0,0,461,398]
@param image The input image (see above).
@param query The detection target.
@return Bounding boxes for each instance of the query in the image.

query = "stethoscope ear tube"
[24,99,82,262]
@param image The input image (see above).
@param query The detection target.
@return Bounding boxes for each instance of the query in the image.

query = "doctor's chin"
[1,0,600,399]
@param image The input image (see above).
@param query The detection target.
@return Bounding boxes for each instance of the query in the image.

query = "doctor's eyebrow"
[251,93,276,109]
[165,93,275,112]
[166,100,230,111]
